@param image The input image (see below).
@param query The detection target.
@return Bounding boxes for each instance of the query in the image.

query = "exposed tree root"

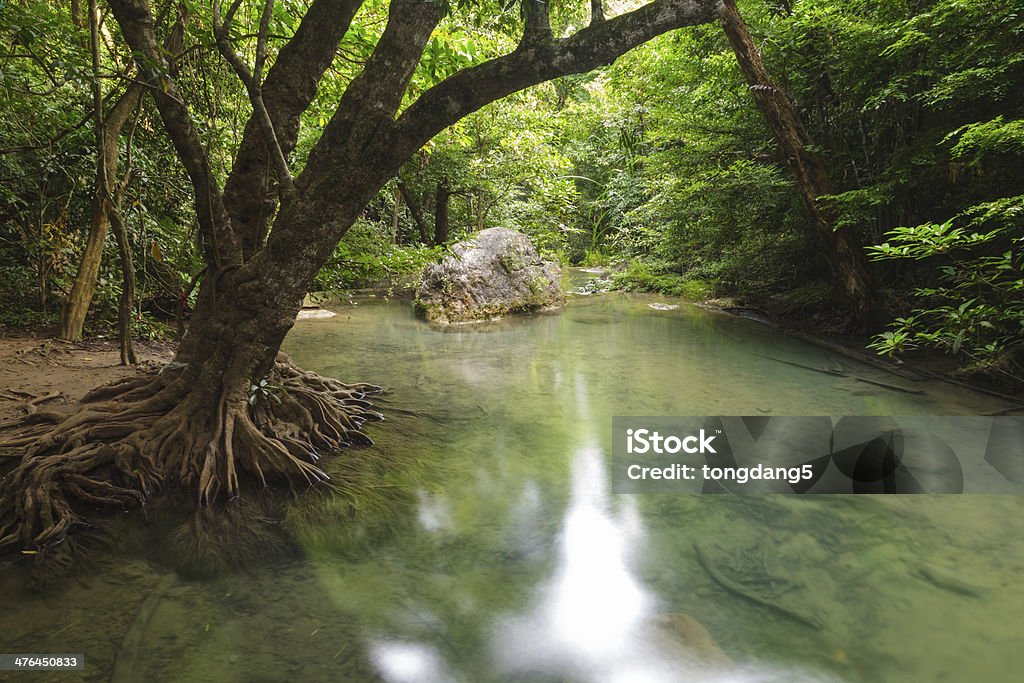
[0,354,383,555]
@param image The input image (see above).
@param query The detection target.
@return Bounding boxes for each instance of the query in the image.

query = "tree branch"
[591,0,605,24]
[213,0,295,196]
[253,0,274,81]
[391,0,724,162]
[522,0,552,47]
[251,0,724,295]
[222,0,365,259]
[298,0,444,198]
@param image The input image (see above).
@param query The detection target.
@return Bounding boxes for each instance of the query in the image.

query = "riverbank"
[0,336,174,422]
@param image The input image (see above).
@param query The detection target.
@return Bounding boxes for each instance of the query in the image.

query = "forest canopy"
[2,0,1020,379]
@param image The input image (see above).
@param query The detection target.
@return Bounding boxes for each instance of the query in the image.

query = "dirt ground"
[0,336,174,421]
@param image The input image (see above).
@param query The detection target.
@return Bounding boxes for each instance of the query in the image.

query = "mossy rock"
[415,228,565,324]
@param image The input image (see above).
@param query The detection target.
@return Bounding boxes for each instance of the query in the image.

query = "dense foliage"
[1,0,1021,382]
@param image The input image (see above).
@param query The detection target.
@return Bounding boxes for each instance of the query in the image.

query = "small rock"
[296,308,336,320]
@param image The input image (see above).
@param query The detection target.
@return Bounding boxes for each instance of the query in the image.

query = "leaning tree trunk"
[398,180,432,244]
[720,0,879,329]
[57,10,186,343]
[56,89,141,343]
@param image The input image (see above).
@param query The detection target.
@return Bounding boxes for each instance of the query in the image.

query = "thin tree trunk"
[390,184,401,244]
[70,0,84,28]
[434,179,450,246]
[109,208,137,364]
[398,180,431,245]
[719,0,878,328]
[85,0,135,364]
[57,87,141,342]
[58,7,186,343]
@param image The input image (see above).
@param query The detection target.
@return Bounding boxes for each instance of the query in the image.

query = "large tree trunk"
[719,0,879,328]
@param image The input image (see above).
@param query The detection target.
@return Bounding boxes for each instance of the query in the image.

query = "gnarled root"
[0,354,383,555]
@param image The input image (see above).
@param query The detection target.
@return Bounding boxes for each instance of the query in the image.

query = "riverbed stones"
[415,227,565,324]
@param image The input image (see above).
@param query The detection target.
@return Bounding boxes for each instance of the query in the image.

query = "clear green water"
[3,291,1023,682]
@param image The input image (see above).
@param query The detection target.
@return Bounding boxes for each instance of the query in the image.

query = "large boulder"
[415,228,565,324]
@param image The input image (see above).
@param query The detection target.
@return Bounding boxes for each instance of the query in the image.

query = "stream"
[2,286,1022,682]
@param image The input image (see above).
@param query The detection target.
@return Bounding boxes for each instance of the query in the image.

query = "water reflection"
[371,640,451,683]
[488,446,844,683]
[3,292,1018,683]
[416,489,454,534]
[494,447,651,679]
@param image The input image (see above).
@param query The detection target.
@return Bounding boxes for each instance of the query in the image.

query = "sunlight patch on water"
[491,446,846,683]
[416,489,454,534]
[492,446,653,678]
[370,640,452,683]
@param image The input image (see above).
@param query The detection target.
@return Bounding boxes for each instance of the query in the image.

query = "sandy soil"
[0,336,174,421]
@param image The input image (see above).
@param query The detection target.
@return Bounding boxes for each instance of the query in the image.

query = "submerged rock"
[646,612,731,668]
[415,227,565,324]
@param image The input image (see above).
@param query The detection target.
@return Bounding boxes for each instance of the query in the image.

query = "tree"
[719,0,878,327]
[57,5,187,346]
[0,0,724,553]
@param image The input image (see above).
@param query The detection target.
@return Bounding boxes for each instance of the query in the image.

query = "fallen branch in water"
[753,353,842,377]
[982,405,1024,416]
[755,353,925,394]
[110,573,176,683]
[693,543,822,630]
[852,376,925,395]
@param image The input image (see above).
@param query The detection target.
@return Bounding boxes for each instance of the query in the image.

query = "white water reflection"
[490,446,845,683]
[416,489,454,533]
[492,446,657,679]
[370,640,452,683]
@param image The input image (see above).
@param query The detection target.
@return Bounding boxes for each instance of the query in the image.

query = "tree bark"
[719,0,879,328]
